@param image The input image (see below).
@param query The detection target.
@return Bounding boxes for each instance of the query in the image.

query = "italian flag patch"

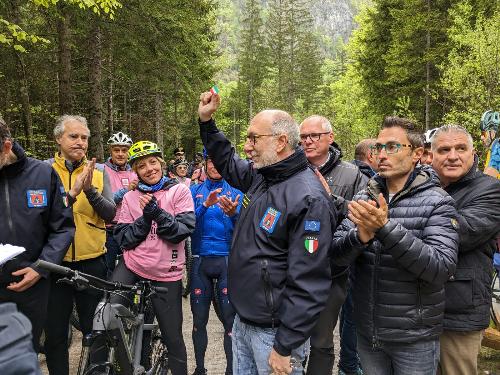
[304,236,319,254]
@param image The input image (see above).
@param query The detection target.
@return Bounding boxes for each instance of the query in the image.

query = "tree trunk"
[425,0,431,130]
[88,21,104,161]
[155,91,164,150]
[107,49,114,137]
[57,3,72,114]
[11,0,34,151]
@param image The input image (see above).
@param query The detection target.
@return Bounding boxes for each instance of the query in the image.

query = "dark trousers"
[111,260,188,375]
[306,273,348,375]
[44,256,106,375]
[190,256,235,375]
[339,287,361,373]
[104,227,122,278]
[0,277,50,353]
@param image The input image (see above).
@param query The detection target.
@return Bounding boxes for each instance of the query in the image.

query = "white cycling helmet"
[107,132,133,146]
[423,128,438,145]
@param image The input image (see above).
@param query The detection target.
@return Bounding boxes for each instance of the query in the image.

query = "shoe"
[192,369,207,375]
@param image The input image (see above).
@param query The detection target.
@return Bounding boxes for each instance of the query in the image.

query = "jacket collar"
[318,144,342,175]
[368,165,439,203]
[258,148,308,183]
[1,142,27,177]
[205,178,224,190]
[54,152,86,173]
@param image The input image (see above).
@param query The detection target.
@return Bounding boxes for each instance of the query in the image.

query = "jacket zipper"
[2,173,14,236]
[68,170,76,261]
[372,248,381,349]
[261,259,276,328]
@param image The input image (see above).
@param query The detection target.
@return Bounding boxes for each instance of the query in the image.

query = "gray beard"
[253,150,280,169]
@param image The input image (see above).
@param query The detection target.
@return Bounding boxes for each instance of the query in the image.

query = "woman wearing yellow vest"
[44,115,116,375]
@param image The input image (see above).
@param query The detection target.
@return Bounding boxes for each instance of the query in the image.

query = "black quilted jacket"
[331,166,459,345]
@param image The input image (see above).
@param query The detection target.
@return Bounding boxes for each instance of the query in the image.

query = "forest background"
[1,0,499,162]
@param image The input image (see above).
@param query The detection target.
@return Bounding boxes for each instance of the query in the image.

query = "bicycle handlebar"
[34,260,168,294]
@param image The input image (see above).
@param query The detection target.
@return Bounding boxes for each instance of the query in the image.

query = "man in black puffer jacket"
[198,92,335,375]
[299,115,367,375]
[431,125,500,375]
[332,116,459,375]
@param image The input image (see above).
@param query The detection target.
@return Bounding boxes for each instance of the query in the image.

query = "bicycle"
[35,259,169,375]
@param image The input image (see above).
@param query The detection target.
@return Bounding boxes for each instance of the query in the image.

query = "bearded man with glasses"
[197,92,335,375]
[299,115,367,375]
[331,116,459,375]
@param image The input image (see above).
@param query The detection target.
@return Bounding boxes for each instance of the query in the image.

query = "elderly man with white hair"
[44,115,116,375]
[198,92,335,375]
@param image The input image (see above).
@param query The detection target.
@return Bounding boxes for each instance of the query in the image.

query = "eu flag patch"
[304,220,320,232]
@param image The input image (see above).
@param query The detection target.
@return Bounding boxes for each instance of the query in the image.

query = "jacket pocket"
[445,267,474,313]
[260,259,276,324]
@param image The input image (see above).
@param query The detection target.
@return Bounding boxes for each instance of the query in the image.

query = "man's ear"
[413,146,424,164]
[276,134,289,153]
[2,139,13,155]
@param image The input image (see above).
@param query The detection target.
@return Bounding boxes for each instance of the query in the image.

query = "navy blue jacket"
[0,143,75,283]
[332,166,459,344]
[442,157,500,331]
[200,118,335,356]
[190,178,242,256]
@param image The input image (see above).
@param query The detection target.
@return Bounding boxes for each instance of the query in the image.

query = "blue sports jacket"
[190,178,242,256]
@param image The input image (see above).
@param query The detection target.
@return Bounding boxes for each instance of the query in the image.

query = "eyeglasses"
[245,133,276,145]
[299,132,330,142]
[370,142,413,155]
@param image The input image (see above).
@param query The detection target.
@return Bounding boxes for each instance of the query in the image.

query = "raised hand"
[198,91,221,122]
[83,158,96,192]
[203,188,222,208]
[218,194,240,217]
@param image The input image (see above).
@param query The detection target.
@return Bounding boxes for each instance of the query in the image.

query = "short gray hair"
[300,115,333,132]
[271,111,300,149]
[54,115,89,138]
[431,125,474,151]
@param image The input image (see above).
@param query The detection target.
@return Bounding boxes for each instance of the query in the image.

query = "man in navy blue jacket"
[190,150,242,375]
[0,117,75,352]
[198,92,335,375]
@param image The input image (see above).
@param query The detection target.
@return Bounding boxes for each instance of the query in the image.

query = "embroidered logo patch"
[59,186,69,207]
[304,220,321,232]
[259,207,281,234]
[121,178,130,187]
[194,288,202,296]
[27,190,47,208]
[222,287,228,295]
[304,236,319,254]
[450,218,459,230]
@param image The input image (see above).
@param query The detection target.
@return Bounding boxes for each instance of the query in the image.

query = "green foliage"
[440,0,500,133]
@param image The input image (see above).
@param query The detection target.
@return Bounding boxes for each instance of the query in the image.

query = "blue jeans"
[357,333,439,375]
[339,286,361,373]
[232,314,309,375]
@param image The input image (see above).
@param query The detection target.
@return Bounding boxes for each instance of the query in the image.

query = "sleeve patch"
[304,220,321,232]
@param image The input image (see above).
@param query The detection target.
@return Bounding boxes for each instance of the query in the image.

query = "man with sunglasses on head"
[299,115,367,375]
[331,116,459,375]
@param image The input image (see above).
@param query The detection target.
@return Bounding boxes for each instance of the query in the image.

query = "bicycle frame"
[78,288,159,375]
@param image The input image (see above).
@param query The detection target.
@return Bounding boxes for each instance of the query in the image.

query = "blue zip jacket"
[190,178,242,256]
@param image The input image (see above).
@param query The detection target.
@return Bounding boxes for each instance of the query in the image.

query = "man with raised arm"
[197,92,335,375]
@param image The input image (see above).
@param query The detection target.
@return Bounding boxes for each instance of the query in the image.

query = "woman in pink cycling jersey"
[113,141,195,375]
